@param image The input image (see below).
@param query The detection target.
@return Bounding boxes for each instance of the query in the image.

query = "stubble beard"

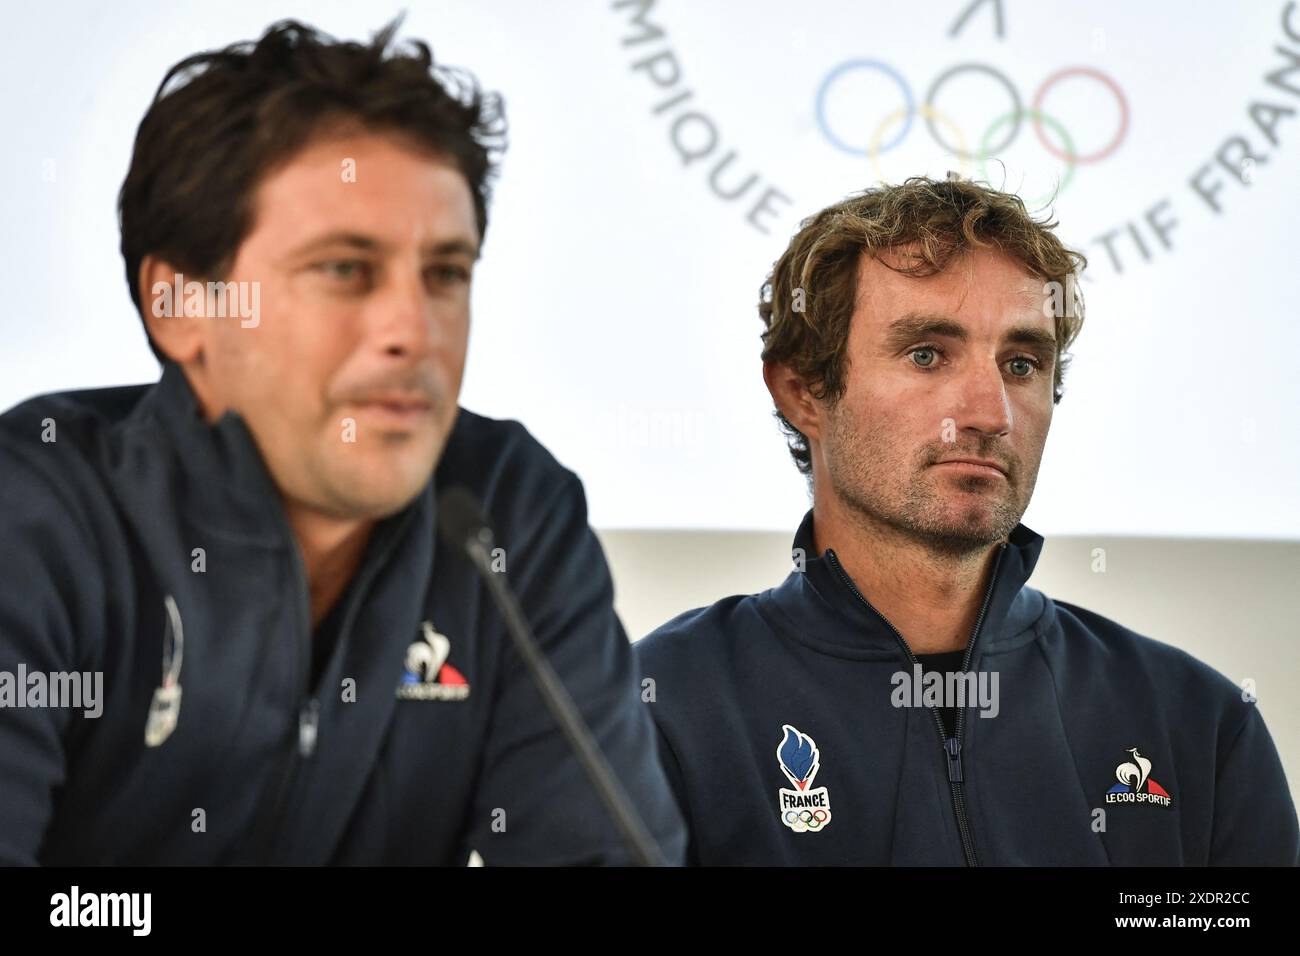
[823,404,1030,559]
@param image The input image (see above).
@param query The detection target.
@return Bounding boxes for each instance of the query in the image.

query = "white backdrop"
[2,0,1297,536]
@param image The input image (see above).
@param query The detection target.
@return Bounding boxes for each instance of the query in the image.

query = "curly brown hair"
[758,175,1087,477]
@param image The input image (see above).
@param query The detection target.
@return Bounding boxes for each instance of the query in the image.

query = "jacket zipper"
[826,544,1005,867]
[255,510,417,863]
[250,542,314,864]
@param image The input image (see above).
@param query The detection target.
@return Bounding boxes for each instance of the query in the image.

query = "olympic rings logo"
[815,61,1129,201]
[784,809,830,828]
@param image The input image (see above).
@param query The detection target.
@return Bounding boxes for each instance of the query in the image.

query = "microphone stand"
[448,497,665,867]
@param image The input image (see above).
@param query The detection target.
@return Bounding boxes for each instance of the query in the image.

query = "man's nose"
[952,357,1012,437]
[372,267,436,359]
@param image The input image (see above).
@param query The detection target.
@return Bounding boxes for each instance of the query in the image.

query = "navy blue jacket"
[635,510,1298,865]
[0,361,686,865]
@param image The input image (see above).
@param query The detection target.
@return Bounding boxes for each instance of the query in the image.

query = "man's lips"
[932,458,1008,478]
[349,394,435,430]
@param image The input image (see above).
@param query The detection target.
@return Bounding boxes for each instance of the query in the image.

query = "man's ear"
[763,360,822,445]
[139,255,205,364]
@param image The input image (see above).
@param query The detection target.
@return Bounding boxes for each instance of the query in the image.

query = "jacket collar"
[761,507,1047,660]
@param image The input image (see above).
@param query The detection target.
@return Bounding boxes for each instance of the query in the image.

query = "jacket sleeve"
[458,471,687,865]
[1209,705,1299,865]
[0,450,99,865]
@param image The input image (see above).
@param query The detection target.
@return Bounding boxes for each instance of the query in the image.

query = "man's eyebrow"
[881,312,969,351]
[1004,325,1058,357]
[882,311,1057,356]
[425,238,481,260]
[286,231,481,260]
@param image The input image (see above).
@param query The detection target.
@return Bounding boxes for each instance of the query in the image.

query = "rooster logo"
[1115,748,1152,792]
[396,621,470,700]
[1105,746,1173,808]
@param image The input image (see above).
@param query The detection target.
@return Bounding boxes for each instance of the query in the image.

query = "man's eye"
[314,260,369,282]
[909,346,941,369]
[1008,356,1041,377]
[427,264,471,285]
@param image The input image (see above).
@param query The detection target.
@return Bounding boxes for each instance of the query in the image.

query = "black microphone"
[436,486,665,867]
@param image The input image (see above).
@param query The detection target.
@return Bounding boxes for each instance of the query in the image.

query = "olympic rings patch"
[783,809,831,830]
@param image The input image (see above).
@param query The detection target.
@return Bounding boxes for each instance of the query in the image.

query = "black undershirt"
[310,573,360,691]
[306,516,405,691]
[912,649,966,739]
[311,594,346,690]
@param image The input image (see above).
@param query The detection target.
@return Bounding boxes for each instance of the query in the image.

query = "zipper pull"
[944,737,963,783]
[145,595,186,747]
[298,699,320,758]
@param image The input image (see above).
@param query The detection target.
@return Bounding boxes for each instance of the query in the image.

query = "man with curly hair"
[635,177,1297,866]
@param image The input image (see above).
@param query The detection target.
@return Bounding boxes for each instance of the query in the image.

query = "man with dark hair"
[635,176,1297,866]
[0,19,685,865]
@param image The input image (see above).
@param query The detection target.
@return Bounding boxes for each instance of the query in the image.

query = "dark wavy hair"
[758,176,1087,477]
[118,16,507,360]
